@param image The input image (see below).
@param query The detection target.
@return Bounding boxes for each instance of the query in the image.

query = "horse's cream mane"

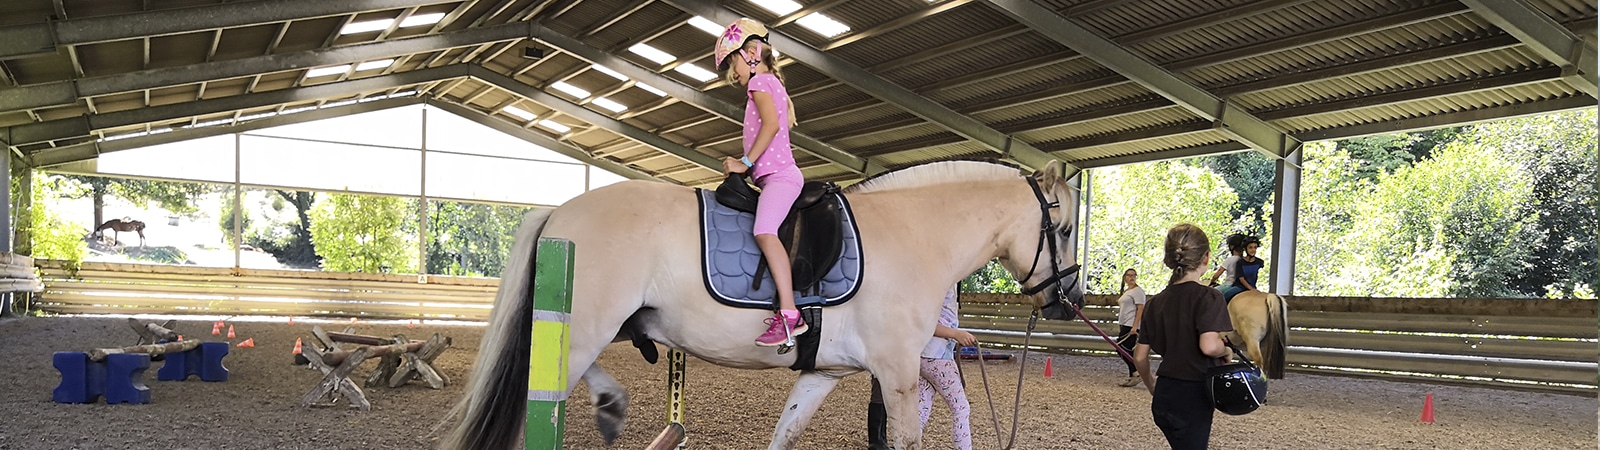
[843,160,1023,194]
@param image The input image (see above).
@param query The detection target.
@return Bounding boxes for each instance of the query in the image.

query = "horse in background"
[93,218,146,247]
[1227,291,1288,379]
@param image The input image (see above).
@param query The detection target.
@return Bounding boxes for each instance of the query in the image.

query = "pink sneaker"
[755,314,808,347]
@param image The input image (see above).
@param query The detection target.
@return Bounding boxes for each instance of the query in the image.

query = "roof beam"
[1069,95,1598,169]
[8,65,467,146]
[1074,142,1250,169]
[1457,0,1598,96]
[818,0,977,51]
[0,21,533,112]
[424,100,664,182]
[469,66,723,174]
[1254,66,1566,121]
[662,0,1068,172]
[528,23,884,176]
[1294,95,1597,142]
[983,0,1298,158]
[0,0,454,60]
[31,97,424,167]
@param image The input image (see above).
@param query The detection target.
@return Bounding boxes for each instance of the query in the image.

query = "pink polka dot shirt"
[742,74,796,179]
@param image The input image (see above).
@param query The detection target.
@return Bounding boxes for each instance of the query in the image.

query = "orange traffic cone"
[1420,393,1435,423]
[177,335,184,341]
[1043,357,1054,378]
[408,320,416,329]
[287,316,295,326]
[211,323,221,335]
[227,325,236,339]
[292,338,303,355]
[237,338,255,348]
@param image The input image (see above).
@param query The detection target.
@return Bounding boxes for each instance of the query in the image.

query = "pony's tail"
[1264,293,1288,380]
[441,208,556,450]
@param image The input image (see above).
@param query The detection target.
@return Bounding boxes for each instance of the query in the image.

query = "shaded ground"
[0,316,1593,449]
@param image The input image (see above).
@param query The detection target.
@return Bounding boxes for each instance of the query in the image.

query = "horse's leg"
[767,371,844,450]
[582,364,629,445]
[875,362,925,450]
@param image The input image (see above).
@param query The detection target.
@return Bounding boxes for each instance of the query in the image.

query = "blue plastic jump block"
[53,352,151,404]
[157,342,230,382]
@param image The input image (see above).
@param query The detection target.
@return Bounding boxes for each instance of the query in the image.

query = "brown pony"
[94,218,146,247]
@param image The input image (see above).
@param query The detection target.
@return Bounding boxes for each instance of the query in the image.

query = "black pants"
[1116,325,1137,377]
[1151,377,1213,450]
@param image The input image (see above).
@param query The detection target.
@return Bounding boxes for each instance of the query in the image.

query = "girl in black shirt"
[1133,223,1235,450]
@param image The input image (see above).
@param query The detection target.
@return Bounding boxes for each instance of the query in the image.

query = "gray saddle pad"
[696,189,863,309]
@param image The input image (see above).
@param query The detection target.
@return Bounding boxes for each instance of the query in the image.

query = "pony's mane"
[843,158,1023,194]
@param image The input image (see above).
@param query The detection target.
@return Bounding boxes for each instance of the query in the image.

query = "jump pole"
[526,238,574,450]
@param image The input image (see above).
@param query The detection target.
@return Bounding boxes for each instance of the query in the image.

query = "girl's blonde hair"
[724,39,798,126]
[1164,223,1211,286]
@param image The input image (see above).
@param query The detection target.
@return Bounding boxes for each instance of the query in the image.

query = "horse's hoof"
[595,391,628,445]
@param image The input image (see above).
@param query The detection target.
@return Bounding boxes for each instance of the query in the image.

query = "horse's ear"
[1036,160,1066,186]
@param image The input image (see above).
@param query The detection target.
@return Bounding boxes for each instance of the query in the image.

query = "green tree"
[23,174,88,264]
[1293,142,1370,295]
[960,260,1021,294]
[218,199,251,248]
[1461,109,1597,297]
[1188,151,1276,236]
[309,193,416,273]
[57,175,211,230]
[1085,161,1240,294]
[426,201,531,277]
[1335,128,1464,183]
[249,190,319,268]
[1338,141,1535,297]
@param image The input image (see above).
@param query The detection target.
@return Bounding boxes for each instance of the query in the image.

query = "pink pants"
[752,165,803,236]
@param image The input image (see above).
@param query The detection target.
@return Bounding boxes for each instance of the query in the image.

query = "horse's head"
[996,160,1085,321]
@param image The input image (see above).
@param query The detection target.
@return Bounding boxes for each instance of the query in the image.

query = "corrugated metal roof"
[0,0,1591,184]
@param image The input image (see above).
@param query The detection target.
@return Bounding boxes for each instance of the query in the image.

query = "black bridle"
[1017,176,1081,305]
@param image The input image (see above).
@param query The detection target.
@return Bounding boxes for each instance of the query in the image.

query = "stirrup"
[776,318,797,354]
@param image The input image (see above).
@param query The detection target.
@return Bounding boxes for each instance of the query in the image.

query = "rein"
[971,175,1140,449]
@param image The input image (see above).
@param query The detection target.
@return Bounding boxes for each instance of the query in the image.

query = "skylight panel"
[673,64,716,82]
[797,13,849,38]
[503,106,537,121]
[628,43,675,65]
[593,98,628,113]
[305,65,352,78]
[340,19,393,35]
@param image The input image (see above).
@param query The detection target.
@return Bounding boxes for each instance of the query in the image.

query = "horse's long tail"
[442,208,556,450]
[1264,293,1288,379]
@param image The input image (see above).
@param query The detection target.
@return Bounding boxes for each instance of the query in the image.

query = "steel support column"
[1270,145,1302,295]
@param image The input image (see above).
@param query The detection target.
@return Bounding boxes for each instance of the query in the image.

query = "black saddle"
[714,174,846,295]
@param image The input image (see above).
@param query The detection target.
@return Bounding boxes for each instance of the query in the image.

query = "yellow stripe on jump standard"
[528,320,570,393]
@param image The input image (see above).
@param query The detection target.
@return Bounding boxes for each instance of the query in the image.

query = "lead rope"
[975,301,1139,450]
[974,309,1037,450]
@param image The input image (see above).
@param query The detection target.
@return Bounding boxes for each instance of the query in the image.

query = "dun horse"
[1227,291,1288,379]
[444,160,1085,450]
